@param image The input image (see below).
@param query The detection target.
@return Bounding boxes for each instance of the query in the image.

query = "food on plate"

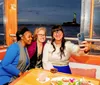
[51,77,93,85]
[51,81,58,85]
[62,78,69,82]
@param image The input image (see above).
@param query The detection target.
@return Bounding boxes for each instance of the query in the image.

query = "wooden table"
[10,68,100,85]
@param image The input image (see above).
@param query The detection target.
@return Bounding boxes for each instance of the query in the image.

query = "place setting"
[50,77,94,85]
[36,68,94,85]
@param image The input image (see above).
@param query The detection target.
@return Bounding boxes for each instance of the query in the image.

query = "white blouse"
[42,40,80,70]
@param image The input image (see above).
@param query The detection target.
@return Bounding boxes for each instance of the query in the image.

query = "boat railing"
[9,34,100,52]
[9,34,100,42]
[46,36,100,42]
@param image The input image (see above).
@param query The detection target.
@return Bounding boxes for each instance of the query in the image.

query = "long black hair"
[51,25,66,59]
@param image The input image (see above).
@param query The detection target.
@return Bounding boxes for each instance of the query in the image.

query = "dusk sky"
[18,0,81,24]
[0,0,81,24]
[0,0,100,37]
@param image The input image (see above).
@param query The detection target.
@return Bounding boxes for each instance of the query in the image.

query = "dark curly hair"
[16,26,29,41]
[51,25,66,59]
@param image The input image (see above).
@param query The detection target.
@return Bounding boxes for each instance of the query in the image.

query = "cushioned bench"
[0,48,6,60]
[69,54,100,79]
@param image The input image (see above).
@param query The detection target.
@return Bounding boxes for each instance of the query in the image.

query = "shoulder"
[8,43,19,49]
[32,41,37,44]
[31,41,37,46]
[65,41,72,46]
[6,42,19,52]
[44,40,52,48]
[44,40,54,51]
[45,40,52,47]
[27,41,36,48]
[65,41,77,48]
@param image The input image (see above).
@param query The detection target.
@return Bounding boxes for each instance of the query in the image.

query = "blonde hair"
[33,27,46,41]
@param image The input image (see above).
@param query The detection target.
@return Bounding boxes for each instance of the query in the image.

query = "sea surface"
[0,24,80,45]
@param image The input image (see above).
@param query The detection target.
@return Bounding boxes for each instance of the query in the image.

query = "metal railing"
[46,36,100,42]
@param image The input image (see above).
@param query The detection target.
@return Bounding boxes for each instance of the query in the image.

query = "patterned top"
[29,46,42,69]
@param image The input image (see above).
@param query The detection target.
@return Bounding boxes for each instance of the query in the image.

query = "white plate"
[51,77,69,81]
[51,77,70,85]
[36,77,50,83]
[51,77,94,85]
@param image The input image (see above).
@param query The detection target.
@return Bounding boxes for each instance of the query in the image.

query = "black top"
[29,46,42,69]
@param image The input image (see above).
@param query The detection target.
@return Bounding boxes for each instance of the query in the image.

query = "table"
[10,68,100,85]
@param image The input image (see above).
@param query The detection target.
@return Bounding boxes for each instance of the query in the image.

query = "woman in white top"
[42,25,89,74]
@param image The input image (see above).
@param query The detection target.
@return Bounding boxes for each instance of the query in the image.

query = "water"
[0,24,80,45]
[18,24,80,37]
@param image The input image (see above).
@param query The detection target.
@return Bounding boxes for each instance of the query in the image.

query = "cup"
[38,72,47,82]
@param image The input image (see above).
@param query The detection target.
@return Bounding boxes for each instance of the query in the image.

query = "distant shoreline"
[0,23,80,26]
[17,23,80,27]
[62,22,80,26]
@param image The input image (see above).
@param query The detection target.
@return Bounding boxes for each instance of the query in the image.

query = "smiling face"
[22,31,32,45]
[37,30,46,43]
[53,30,63,41]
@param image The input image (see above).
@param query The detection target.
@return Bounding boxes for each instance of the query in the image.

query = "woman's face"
[53,30,63,41]
[22,31,32,45]
[37,30,46,43]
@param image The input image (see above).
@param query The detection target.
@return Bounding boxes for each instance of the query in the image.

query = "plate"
[51,77,71,85]
[51,77,94,85]
[36,77,50,83]
[51,77,69,81]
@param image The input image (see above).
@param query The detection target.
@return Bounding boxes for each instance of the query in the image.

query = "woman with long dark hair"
[42,25,89,74]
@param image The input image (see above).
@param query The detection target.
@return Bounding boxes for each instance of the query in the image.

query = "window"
[0,1,5,45]
[81,0,100,55]
[18,0,81,38]
[93,0,100,39]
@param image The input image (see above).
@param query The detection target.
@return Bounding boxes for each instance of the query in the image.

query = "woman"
[0,27,32,85]
[42,25,89,74]
[27,27,46,69]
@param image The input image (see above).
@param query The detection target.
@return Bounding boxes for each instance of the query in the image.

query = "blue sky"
[0,0,81,24]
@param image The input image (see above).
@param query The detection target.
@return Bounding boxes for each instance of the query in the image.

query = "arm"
[66,41,89,56]
[42,43,54,70]
[65,41,80,56]
[1,44,20,76]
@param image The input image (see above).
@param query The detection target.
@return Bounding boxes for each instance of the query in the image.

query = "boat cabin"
[0,0,100,80]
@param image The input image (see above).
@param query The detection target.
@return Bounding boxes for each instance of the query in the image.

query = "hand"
[79,41,90,53]
[50,68,58,73]
[18,72,23,77]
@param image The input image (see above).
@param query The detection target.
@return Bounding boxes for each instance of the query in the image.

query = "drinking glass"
[38,71,47,82]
